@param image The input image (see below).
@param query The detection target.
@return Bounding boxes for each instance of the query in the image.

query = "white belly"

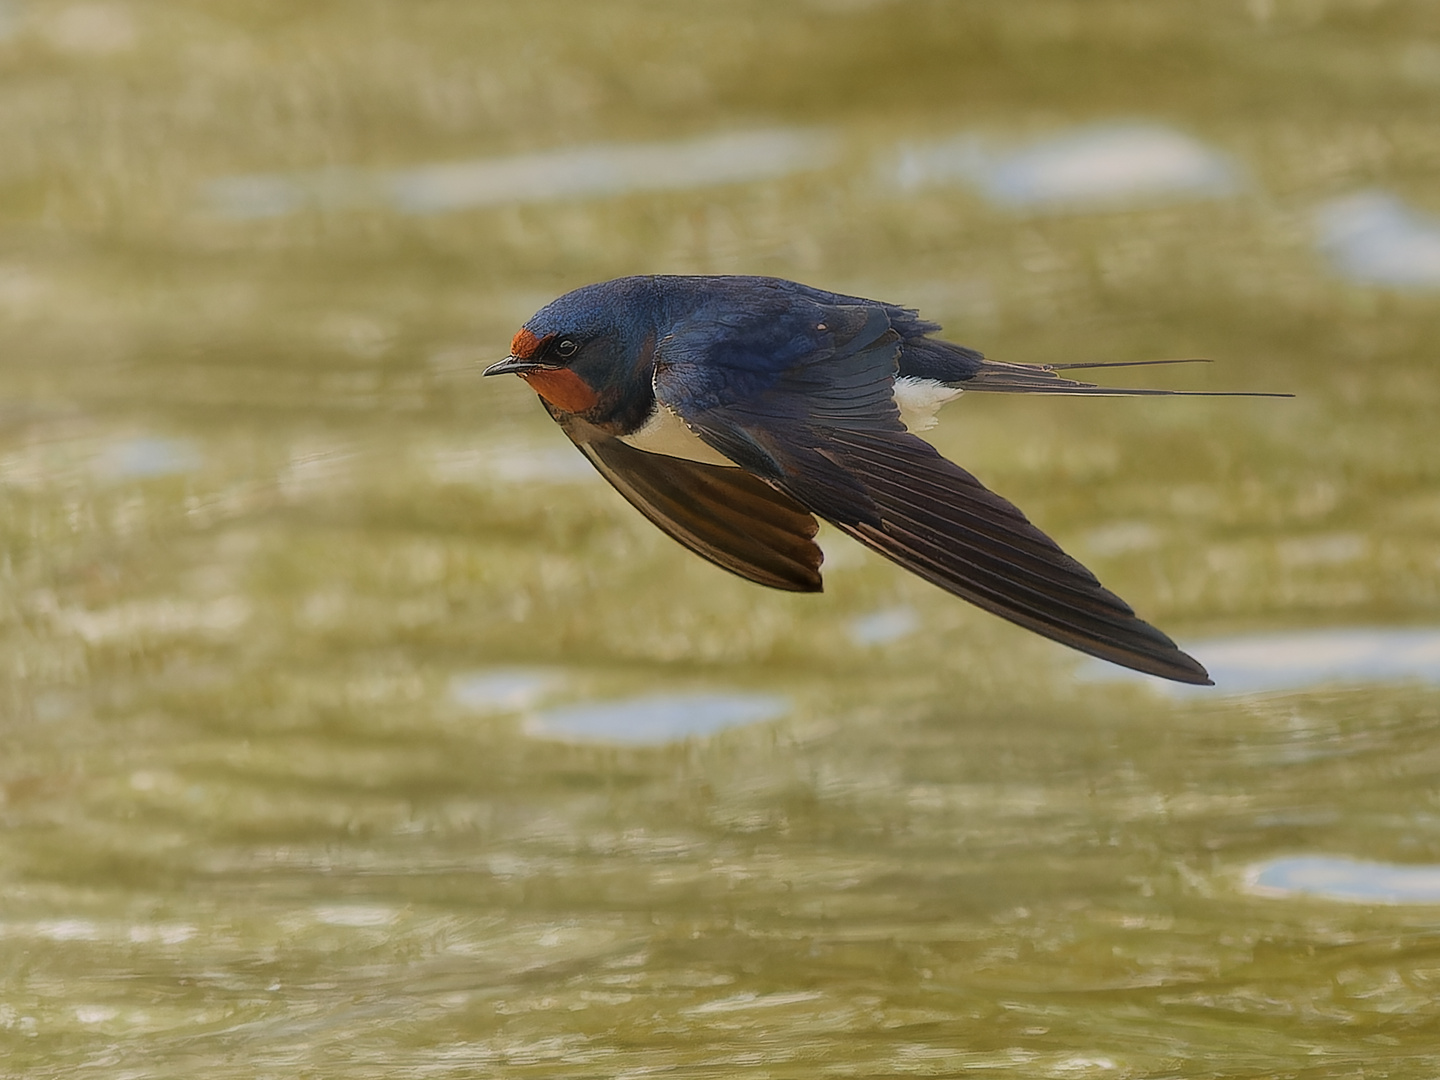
[893,376,962,432]
[620,404,737,467]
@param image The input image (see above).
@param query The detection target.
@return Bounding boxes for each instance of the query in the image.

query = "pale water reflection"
[1248,856,1440,904]
[426,439,598,486]
[11,919,197,945]
[1085,627,1440,694]
[894,125,1238,209]
[847,606,920,646]
[97,436,202,479]
[529,692,789,744]
[207,129,840,219]
[1315,191,1440,287]
[450,668,566,713]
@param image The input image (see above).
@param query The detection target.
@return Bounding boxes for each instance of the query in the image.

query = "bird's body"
[485,275,1284,685]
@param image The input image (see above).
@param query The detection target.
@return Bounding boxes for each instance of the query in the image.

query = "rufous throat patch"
[520,368,599,413]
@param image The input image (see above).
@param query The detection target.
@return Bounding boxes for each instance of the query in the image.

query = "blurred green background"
[3,1,1440,1076]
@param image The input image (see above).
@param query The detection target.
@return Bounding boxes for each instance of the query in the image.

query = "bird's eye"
[554,339,579,358]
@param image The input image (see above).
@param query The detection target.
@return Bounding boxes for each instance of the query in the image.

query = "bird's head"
[483,278,659,432]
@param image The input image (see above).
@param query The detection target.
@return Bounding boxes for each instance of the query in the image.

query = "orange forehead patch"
[519,368,599,414]
[510,328,553,359]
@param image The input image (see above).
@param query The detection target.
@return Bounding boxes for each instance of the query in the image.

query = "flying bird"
[484,275,1286,685]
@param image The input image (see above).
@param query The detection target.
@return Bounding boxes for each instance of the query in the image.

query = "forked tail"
[960,356,1292,397]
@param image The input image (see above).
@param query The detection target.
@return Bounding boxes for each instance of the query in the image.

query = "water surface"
[3,2,1440,1077]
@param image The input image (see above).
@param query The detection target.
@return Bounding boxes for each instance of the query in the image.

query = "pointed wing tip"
[769,569,824,593]
[1173,668,1216,687]
[1171,648,1214,686]
[1125,649,1212,686]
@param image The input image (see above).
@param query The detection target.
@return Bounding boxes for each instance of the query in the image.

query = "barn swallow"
[484,275,1288,685]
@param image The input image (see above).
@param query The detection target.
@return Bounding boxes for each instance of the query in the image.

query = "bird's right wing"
[551,411,823,592]
[653,302,1213,684]
[794,425,1213,684]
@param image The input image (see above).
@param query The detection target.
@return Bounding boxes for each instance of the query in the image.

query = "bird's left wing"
[550,410,823,592]
[654,301,1212,684]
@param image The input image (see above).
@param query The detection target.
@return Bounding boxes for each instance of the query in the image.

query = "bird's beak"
[483,355,545,377]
